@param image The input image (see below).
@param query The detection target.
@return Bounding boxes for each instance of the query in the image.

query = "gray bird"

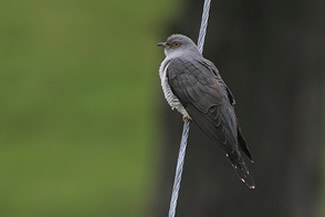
[157,34,255,189]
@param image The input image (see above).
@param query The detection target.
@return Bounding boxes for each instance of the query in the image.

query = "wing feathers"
[166,57,254,188]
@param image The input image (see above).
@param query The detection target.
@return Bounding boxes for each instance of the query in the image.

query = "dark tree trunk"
[152,0,325,217]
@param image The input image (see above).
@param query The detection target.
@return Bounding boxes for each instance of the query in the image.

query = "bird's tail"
[226,151,255,189]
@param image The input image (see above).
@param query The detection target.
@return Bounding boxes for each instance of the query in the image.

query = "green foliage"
[0,0,174,216]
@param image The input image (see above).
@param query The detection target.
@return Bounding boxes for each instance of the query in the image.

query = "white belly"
[159,58,190,118]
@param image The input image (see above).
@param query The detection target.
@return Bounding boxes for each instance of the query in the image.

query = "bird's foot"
[182,115,192,124]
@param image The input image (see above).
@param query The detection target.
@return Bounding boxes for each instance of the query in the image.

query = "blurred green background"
[0,0,176,216]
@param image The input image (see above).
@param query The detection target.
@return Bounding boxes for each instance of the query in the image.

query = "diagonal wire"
[168,118,190,217]
[167,1,211,217]
[198,0,212,53]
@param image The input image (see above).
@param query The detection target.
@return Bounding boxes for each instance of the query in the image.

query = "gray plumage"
[158,34,255,189]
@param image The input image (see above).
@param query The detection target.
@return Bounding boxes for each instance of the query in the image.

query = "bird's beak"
[157,42,169,48]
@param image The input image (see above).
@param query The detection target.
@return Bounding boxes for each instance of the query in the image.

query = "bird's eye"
[173,42,180,48]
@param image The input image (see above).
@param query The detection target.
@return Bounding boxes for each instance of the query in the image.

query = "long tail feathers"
[226,151,255,189]
[237,127,254,162]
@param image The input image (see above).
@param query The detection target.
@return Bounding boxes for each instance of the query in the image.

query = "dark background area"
[153,0,325,217]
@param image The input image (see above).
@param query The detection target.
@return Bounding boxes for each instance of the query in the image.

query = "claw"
[182,115,192,124]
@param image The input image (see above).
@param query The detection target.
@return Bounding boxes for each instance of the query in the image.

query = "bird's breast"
[159,58,190,118]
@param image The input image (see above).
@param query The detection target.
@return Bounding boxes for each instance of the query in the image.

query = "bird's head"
[157,34,200,57]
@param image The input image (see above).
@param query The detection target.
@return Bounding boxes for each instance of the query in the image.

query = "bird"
[157,34,255,189]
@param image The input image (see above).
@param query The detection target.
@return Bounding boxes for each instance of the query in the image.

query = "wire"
[168,118,190,217]
[167,1,211,217]
[198,0,211,53]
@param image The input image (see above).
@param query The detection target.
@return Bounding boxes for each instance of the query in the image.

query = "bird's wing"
[166,57,237,154]
[200,59,253,161]
[167,57,255,188]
